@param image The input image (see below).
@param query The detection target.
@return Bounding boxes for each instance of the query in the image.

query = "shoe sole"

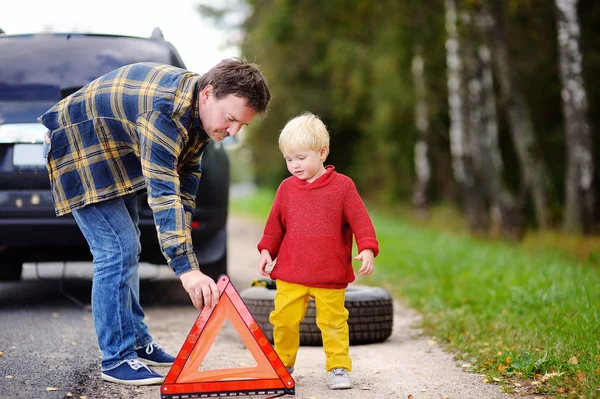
[101,374,164,386]
[330,383,352,390]
[137,358,174,367]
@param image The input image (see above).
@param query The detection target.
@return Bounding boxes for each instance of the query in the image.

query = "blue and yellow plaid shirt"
[38,63,210,275]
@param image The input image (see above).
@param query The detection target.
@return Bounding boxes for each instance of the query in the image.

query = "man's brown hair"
[199,58,271,114]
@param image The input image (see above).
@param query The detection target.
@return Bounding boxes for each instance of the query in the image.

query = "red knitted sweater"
[257,166,379,289]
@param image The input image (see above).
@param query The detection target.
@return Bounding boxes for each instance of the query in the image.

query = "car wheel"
[240,284,394,346]
[197,250,227,282]
[0,257,23,281]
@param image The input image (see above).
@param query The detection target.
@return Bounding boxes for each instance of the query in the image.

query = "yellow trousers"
[269,280,351,372]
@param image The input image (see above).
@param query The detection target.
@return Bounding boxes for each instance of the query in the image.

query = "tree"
[484,0,555,229]
[554,0,595,233]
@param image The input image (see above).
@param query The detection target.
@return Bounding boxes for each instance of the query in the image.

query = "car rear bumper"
[0,212,227,265]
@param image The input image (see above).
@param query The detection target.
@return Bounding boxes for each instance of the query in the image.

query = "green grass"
[231,188,600,398]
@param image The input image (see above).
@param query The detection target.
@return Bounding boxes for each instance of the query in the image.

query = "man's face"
[198,85,257,142]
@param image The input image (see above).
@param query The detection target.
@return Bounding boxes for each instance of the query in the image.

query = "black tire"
[240,284,394,346]
[198,250,227,282]
[0,258,23,281]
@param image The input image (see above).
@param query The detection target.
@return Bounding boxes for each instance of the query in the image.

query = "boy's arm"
[343,181,379,257]
[257,186,286,258]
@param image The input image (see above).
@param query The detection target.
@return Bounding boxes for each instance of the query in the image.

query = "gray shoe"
[329,368,351,390]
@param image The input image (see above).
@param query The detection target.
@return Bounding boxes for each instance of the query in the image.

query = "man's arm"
[136,111,199,275]
[137,111,219,309]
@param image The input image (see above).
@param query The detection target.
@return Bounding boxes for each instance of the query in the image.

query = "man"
[38,59,271,385]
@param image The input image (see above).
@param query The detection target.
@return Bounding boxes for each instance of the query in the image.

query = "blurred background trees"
[199,0,600,238]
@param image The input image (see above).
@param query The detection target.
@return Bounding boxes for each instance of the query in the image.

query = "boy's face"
[198,85,256,142]
[282,146,327,183]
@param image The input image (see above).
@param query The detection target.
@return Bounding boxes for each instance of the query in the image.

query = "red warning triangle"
[160,275,295,398]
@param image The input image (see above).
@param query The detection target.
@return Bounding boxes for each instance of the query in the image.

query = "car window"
[0,34,186,103]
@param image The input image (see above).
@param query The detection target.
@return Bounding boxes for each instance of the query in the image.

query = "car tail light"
[192,220,200,229]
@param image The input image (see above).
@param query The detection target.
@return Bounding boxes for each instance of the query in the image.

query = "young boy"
[257,112,379,390]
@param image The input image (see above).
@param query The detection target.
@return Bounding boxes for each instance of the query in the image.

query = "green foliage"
[200,0,600,226]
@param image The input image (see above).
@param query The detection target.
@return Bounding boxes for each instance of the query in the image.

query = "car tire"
[0,258,23,281]
[197,250,227,282]
[240,284,394,346]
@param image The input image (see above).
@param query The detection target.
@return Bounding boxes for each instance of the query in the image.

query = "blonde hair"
[278,112,330,157]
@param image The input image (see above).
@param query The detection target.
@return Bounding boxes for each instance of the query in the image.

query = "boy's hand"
[355,249,375,276]
[258,249,273,276]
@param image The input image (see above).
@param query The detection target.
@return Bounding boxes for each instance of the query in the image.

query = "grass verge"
[231,188,600,398]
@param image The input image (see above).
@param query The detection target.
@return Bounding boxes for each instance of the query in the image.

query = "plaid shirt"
[38,62,210,275]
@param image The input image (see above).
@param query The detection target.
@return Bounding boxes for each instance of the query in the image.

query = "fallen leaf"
[0,352,3,356]
[505,356,511,365]
[52,312,59,318]
[46,387,59,391]
[408,395,414,399]
[72,342,77,346]
[497,364,507,372]
[461,363,472,369]
[6,375,14,379]
[569,356,579,365]
[427,339,437,345]
[371,370,380,374]
[359,386,370,390]
[420,388,427,392]
[541,372,562,382]
[80,396,88,399]
[492,377,500,382]
[66,393,73,397]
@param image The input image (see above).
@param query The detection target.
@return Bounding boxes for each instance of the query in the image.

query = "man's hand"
[179,270,219,310]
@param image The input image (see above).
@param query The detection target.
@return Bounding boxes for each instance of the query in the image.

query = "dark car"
[0,30,229,281]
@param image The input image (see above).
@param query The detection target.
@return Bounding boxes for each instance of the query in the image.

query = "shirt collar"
[192,80,202,128]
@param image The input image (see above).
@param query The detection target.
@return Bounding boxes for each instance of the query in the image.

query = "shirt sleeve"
[137,111,199,275]
[257,186,285,257]
[177,141,207,221]
[342,181,379,257]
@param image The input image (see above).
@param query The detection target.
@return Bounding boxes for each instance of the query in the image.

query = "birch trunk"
[411,46,431,217]
[486,0,554,229]
[445,0,489,234]
[555,0,595,233]
[474,11,524,240]
[445,0,468,188]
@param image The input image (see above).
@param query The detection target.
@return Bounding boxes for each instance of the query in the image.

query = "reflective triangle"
[160,275,295,398]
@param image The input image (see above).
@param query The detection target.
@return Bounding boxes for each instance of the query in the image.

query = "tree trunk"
[486,0,554,229]
[554,0,595,233]
[411,45,431,218]
[473,10,524,240]
[445,0,489,234]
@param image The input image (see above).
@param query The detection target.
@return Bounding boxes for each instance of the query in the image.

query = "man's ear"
[200,84,213,101]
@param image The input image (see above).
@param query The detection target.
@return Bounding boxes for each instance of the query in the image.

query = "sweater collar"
[291,165,336,189]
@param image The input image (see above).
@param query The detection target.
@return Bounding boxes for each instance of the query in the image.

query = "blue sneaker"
[101,359,164,385]
[135,341,176,366]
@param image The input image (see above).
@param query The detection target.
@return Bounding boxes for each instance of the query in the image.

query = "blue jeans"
[72,194,153,370]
